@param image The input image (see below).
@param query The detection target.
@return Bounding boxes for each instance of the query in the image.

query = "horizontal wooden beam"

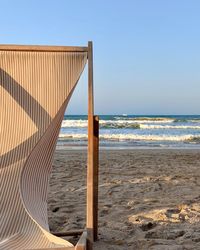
[53,229,84,237]
[0,44,88,52]
[75,231,87,250]
[25,247,74,250]
[26,231,87,249]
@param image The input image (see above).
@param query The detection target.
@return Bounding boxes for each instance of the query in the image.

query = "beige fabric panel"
[0,51,87,249]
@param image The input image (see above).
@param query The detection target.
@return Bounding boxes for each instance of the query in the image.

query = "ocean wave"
[58,133,200,143]
[61,119,200,130]
[140,124,200,130]
[173,118,200,123]
[186,136,200,143]
[188,119,200,123]
[61,119,174,128]
[126,119,174,124]
[59,133,87,139]
[173,119,188,123]
[128,117,174,122]
[100,134,200,142]
[61,119,143,128]
[101,123,140,129]
[62,120,87,128]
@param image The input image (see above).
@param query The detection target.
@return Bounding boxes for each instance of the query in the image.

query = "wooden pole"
[93,116,99,242]
[88,41,94,116]
[87,41,94,250]
[87,41,99,249]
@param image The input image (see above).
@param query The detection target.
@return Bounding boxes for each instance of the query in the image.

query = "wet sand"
[48,149,200,249]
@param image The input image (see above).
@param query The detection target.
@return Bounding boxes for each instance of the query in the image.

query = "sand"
[48,149,200,249]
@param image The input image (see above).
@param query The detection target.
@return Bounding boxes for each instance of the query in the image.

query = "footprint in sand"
[52,206,60,213]
[165,208,185,222]
[140,222,157,231]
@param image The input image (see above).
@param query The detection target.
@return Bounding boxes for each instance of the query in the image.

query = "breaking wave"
[101,123,140,129]
[59,115,200,147]
[140,124,200,130]
[61,120,200,130]
[59,133,200,143]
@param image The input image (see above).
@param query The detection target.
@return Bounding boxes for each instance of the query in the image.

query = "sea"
[57,115,200,149]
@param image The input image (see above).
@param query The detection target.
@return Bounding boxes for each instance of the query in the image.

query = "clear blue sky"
[1,0,200,115]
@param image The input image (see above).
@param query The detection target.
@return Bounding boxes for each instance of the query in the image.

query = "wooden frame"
[87,42,99,249]
[27,231,87,250]
[1,41,99,250]
[52,42,99,250]
[0,45,88,52]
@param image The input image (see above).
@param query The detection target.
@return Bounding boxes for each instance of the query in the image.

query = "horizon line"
[65,114,200,116]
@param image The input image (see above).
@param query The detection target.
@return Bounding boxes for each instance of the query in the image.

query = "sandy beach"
[48,149,200,249]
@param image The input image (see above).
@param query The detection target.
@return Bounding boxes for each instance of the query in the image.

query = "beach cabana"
[0,42,99,250]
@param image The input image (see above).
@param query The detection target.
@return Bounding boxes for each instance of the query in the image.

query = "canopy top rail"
[0,44,88,52]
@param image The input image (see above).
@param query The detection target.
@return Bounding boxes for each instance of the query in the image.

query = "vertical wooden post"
[87,42,99,249]
[93,115,99,242]
[87,41,94,250]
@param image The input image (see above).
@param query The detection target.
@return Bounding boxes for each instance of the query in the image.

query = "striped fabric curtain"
[0,51,87,249]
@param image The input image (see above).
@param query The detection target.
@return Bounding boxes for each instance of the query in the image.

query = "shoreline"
[56,145,200,151]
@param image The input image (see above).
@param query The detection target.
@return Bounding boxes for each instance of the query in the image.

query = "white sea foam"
[59,116,200,147]
[61,119,200,129]
[62,119,176,128]
[128,117,174,122]
[59,133,200,142]
[59,133,87,139]
[140,124,200,130]
[62,120,87,128]
[131,120,174,124]
[101,134,200,141]
[188,119,200,123]
[107,119,174,124]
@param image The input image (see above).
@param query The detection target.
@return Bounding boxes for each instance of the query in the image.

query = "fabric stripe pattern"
[0,51,87,249]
